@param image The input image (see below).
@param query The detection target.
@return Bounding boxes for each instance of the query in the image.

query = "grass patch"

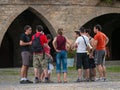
[68,65,120,73]
[0,70,19,75]
[0,65,119,76]
[107,65,120,72]
[68,67,76,70]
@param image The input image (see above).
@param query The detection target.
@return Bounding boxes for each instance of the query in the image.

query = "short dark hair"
[47,34,52,40]
[79,27,85,33]
[24,25,31,31]
[85,28,91,35]
[36,25,44,32]
[94,24,102,31]
[74,31,80,36]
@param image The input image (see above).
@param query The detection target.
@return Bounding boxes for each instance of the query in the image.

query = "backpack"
[31,34,43,52]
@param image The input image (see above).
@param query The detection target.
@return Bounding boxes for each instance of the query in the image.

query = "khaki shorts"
[33,53,48,71]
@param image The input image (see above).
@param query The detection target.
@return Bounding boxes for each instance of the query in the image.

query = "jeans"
[56,50,67,73]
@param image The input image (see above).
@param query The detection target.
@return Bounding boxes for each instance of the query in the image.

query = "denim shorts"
[56,50,67,73]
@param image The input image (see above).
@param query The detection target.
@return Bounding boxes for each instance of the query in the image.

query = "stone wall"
[0,0,120,67]
[0,0,120,43]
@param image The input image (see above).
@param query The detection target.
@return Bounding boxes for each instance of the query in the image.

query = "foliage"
[67,49,76,58]
[101,0,118,4]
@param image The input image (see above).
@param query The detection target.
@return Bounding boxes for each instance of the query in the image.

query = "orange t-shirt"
[94,31,107,50]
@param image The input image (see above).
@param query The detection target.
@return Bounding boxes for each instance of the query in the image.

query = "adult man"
[31,25,48,83]
[93,24,109,81]
[19,25,33,84]
[74,27,90,82]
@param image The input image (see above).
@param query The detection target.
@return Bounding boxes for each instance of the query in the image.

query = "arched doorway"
[82,13,120,60]
[0,7,56,68]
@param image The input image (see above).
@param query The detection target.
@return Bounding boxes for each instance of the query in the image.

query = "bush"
[67,49,76,58]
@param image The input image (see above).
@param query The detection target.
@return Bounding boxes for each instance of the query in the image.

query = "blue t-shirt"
[20,33,31,51]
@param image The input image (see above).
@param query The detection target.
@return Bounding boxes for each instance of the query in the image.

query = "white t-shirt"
[75,35,89,53]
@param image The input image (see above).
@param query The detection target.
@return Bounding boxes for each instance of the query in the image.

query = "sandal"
[64,81,67,83]
[58,81,62,83]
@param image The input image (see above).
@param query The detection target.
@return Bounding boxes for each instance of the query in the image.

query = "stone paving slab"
[0,82,120,90]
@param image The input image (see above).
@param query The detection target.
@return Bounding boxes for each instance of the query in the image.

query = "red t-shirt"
[94,31,107,50]
[44,45,50,54]
[31,32,48,46]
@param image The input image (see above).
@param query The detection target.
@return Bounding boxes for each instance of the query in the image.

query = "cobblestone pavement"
[0,64,120,90]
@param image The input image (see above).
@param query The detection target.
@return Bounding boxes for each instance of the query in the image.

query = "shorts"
[33,53,48,71]
[21,51,31,66]
[46,55,53,63]
[76,53,89,69]
[89,58,96,69]
[94,50,105,65]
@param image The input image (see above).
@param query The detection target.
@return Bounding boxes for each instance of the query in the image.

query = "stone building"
[0,0,120,67]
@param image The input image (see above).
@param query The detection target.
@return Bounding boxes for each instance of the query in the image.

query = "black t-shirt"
[20,33,31,51]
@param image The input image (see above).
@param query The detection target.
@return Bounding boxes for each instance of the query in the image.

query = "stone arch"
[0,7,56,67]
[0,7,56,45]
[82,13,120,60]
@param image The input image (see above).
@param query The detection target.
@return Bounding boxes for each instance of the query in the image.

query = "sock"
[20,77,27,81]
[24,77,28,80]
[20,78,24,81]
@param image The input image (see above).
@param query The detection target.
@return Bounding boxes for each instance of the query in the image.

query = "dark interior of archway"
[0,9,55,68]
[82,13,120,60]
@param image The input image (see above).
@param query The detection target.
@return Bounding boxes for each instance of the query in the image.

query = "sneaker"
[97,78,105,82]
[26,80,33,83]
[76,79,82,82]
[20,80,33,84]
[94,78,100,82]
[58,81,62,83]
[34,78,39,83]
[63,81,68,83]
[20,80,26,84]
[84,78,90,82]
[103,78,108,82]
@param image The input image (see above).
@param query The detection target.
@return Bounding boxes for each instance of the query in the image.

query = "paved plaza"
[0,61,120,90]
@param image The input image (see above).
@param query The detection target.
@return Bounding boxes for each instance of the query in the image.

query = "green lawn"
[107,65,120,72]
[0,65,119,76]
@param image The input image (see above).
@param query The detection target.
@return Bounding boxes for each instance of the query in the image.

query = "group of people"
[20,25,53,84]
[19,24,109,84]
[73,25,109,82]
